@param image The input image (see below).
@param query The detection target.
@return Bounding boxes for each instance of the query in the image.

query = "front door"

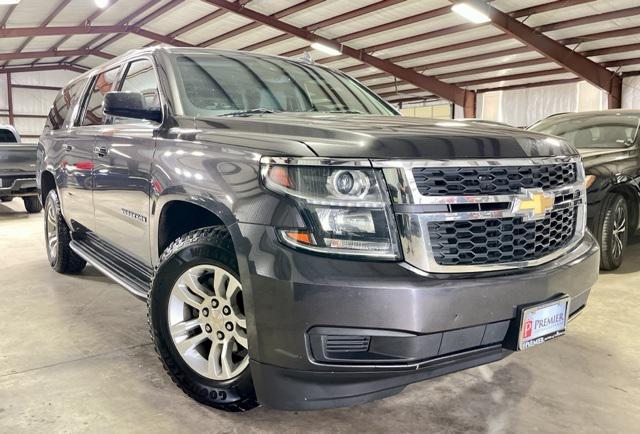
[92,58,162,265]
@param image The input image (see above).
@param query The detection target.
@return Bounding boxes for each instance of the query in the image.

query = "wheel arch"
[608,181,640,233]
[39,170,57,206]
[153,197,240,262]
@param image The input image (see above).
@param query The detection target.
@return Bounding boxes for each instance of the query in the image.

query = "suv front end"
[244,154,599,410]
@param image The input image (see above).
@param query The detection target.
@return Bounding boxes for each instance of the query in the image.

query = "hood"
[193,113,576,159]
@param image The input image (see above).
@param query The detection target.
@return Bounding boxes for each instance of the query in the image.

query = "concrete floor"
[0,199,639,434]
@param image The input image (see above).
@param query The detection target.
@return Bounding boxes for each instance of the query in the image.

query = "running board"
[70,233,152,300]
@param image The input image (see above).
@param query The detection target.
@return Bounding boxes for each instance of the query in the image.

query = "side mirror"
[104,91,162,123]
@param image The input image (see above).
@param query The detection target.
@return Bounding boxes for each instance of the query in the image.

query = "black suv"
[530,110,640,270]
[38,47,599,411]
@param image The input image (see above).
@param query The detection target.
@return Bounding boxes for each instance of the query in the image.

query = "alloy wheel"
[611,202,626,259]
[167,264,249,381]
[45,200,58,263]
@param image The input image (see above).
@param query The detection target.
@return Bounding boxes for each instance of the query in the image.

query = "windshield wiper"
[220,108,277,117]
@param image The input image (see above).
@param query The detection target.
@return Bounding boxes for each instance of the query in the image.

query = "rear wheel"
[148,226,258,412]
[23,196,43,213]
[44,190,86,273]
[597,193,628,270]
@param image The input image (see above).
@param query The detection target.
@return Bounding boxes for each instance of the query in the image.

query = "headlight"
[261,158,401,259]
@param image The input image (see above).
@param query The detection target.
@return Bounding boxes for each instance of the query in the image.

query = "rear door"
[48,76,97,231]
[92,58,162,265]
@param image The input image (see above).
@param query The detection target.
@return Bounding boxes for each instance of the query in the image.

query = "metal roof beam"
[203,0,475,111]
[372,67,567,93]
[0,25,130,38]
[199,0,325,47]
[281,0,594,60]
[242,0,408,51]
[324,1,628,76]
[93,0,186,52]
[2,0,72,67]
[0,3,18,28]
[0,49,114,62]
[45,0,121,58]
[0,63,89,75]
[456,0,622,107]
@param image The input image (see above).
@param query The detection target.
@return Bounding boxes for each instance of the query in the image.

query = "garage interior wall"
[622,76,640,109]
[0,70,79,143]
[477,81,611,128]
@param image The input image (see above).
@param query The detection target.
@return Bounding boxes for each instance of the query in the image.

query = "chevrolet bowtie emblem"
[512,189,555,221]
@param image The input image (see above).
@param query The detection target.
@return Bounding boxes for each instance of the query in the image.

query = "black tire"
[44,190,87,274]
[23,196,43,213]
[596,193,628,271]
[1,197,12,202]
[148,226,258,412]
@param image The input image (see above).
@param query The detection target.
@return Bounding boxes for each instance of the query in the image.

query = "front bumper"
[237,223,599,410]
[0,177,37,198]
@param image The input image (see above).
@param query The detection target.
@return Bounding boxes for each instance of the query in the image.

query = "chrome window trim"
[382,156,586,273]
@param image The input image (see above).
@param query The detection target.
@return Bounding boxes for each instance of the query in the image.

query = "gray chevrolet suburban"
[37,47,599,412]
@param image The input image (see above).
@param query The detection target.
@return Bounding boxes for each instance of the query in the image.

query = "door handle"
[94,145,109,157]
[63,143,74,152]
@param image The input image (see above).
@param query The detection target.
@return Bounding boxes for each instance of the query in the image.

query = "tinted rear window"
[0,128,18,142]
[46,78,88,130]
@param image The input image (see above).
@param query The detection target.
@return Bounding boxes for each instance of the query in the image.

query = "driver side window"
[113,59,161,124]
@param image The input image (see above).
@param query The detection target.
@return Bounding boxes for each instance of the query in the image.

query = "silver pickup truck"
[0,125,42,213]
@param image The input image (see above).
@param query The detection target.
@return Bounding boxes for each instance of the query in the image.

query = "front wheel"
[24,196,43,213]
[597,193,628,270]
[148,227,258,412]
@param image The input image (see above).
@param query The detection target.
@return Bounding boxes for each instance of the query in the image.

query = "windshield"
[529,115,640,149]
[171,53,396,117]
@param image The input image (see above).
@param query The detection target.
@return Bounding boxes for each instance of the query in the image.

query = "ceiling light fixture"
[451,2,491,24]
[94,0,109,8]
[310,42,341,56]
[0,0,21,5]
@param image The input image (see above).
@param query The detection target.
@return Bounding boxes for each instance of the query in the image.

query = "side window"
[0,128,18,142]
[80,67,120,127]
[114,59,161,124]
[46,78,87,130]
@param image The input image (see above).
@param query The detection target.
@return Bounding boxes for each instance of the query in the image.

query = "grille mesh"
[412,164,576,196]
[428,207,577,266]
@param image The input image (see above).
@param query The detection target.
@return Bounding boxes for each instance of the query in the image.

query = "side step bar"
[70,234,152,300]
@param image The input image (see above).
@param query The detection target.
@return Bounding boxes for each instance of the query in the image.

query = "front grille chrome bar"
[380,156,587,273]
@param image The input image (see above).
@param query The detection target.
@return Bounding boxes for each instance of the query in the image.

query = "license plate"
[518,296,570,350]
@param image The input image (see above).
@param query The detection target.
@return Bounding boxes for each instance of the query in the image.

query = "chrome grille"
[376,156,587,273]
[428,206,577,266]
[412,163,576,196]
